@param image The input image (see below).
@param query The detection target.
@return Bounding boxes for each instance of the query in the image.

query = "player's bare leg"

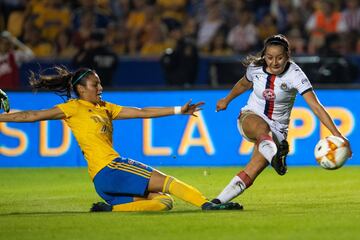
[212,147,268,204]
[241,113,288,175]
[211,114,281,204]
[242,114,278,163]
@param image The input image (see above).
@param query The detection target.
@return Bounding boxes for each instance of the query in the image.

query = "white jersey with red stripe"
[241,61,312,136]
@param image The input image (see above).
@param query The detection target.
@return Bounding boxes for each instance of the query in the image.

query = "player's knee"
[256,134,275,146]
[243,122,270,142]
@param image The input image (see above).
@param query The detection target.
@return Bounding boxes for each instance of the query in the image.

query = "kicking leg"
[212,146,268,204]
[241,112,288,175]
[241,114,278,163]
[149,170,209,207]
[149,170,242,210]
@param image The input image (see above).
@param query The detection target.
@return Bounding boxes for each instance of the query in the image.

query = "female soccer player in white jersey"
[0,67,241,212]
[211,34,353,205]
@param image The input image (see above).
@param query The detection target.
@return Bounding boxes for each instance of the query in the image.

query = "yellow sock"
[112,195,173,212]
[163,176,208,207]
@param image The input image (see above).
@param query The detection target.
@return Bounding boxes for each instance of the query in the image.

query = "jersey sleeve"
[293,68,313,95]
[105,102,123,119]
[245,65,255,82]
[56,100,78,118]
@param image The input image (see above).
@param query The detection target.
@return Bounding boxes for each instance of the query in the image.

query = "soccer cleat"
[202,201,243,210]
[90,202,113,212]
[271,139,289,176]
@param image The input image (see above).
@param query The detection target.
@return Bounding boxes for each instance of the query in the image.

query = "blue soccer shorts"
[93,157,154,205]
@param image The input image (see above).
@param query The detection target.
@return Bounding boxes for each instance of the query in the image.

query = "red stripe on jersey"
[264,74,276,119]
[268,75,275,118]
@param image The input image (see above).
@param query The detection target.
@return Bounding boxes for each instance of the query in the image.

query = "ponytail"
[29,66,93,100]
[242,54,265,68]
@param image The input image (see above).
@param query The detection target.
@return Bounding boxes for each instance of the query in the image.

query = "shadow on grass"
[0,209,246,216]
[0,211,90,216]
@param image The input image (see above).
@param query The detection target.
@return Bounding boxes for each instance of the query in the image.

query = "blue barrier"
[0,90,358,167]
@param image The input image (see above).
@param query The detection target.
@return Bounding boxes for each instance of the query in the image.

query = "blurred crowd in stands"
[1,0,360,89]
[1,0,360,58]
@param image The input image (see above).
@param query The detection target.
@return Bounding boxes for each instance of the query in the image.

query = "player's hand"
[216,98,228,112]
[0,89,10,113]
[181,99,205,117]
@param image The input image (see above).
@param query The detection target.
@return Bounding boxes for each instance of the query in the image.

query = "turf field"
[0,166,359,240]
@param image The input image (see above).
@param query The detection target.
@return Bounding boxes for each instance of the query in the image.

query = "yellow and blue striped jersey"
[56,99,122,179]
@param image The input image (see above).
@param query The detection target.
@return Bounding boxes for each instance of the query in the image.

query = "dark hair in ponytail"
[29,66,93,100]
[242,34,290,67]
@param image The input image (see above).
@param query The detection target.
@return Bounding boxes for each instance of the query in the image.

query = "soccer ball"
[314,136,350,170]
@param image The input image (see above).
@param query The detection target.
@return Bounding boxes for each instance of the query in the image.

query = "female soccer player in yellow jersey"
[0,67,241,212]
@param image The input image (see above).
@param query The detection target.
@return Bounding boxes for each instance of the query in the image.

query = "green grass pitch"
[0,166,359,240]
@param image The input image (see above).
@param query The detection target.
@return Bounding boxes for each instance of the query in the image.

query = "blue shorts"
[93,157,154,205]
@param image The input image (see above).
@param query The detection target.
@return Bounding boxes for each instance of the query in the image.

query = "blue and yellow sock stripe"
[162,176,174,193]
[108,161,152,179]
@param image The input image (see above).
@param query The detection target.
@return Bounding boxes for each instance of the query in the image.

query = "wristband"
[174,106,182,115]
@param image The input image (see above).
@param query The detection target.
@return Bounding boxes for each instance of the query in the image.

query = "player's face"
[264,45,289,75]
[80,73,103,104]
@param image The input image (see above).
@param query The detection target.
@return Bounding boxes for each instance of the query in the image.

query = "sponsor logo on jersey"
[262,89,276,100]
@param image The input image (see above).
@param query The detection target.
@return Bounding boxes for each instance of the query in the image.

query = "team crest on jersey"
[280,82,288,90]
[262,89,276,100]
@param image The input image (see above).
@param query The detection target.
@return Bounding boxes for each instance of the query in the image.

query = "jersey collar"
[263,61,291,76]
[78,99,103,107]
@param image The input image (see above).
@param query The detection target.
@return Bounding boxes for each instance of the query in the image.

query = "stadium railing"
[18,55,360,90]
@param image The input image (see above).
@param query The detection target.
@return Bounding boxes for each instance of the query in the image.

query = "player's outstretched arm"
[216,76,252,112]
[0,89,66,122]
[115,100,205,119]
[303,90,352,157]
[0,107,66,122]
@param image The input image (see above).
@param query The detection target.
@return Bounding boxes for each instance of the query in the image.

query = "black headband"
[72,69,92,86]
[265,37,289,50]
